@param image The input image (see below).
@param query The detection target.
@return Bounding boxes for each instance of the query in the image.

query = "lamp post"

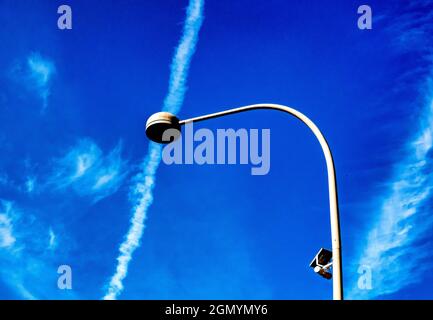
[145,103,343,300]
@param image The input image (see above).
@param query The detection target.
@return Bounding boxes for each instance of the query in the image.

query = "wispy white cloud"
[0,201,16,249]
[10,52,56,111]
[0,200,34,298]
[0,199,77,299]
[349,78,433,299]
[49,139,128,203]
[349,3,433,299]
[25,176,36,194]
[48,228,57,251]
[389,2,433,55]
[0,172,39,195]
[103,0,205,300]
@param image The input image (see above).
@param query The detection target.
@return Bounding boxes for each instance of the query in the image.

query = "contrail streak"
[103,0,204,300]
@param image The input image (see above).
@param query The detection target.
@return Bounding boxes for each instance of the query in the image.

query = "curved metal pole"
[179,103,343,300]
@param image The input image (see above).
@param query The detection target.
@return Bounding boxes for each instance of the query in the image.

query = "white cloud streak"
[0,201,16,249]
[349,79,433,299]
[25,176,36,194]
[0,200,36,298]
[349,2,433,299]
[163,0,205,114]
[48,228,57,251]
[103,0,204,300]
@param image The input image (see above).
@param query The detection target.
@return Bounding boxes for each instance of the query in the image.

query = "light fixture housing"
[145,112,181,144]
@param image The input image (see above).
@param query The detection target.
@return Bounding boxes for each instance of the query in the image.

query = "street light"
[145,103,343,300]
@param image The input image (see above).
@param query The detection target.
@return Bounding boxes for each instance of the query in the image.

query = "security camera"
[310,248,333,280]
[314,265,332,279]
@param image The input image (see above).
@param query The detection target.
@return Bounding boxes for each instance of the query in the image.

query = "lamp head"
[145,112,181,144]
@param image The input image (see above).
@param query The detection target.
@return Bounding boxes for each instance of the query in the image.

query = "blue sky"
[1,0,433,300]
